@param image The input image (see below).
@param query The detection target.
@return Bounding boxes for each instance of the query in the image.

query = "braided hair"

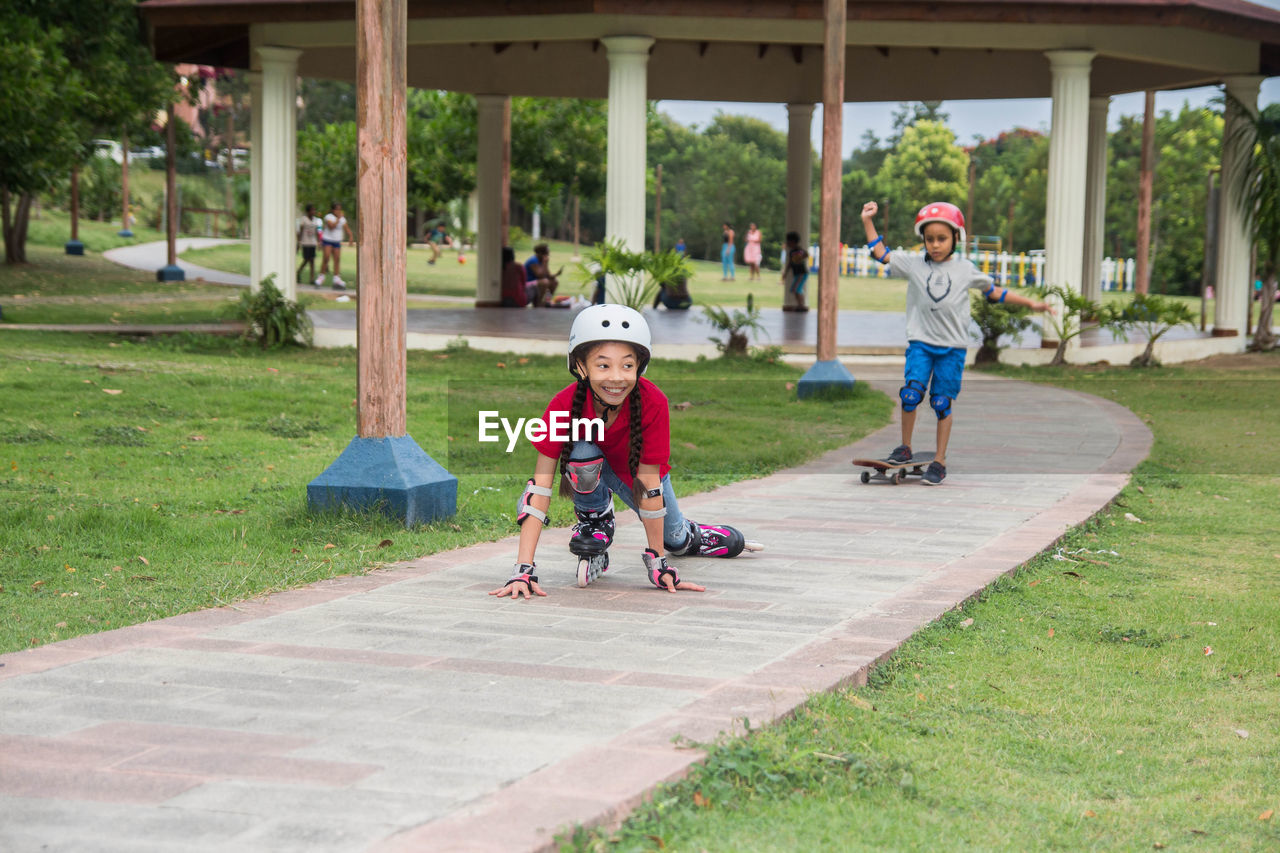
[626,385,645,504]
[557,377,591,498]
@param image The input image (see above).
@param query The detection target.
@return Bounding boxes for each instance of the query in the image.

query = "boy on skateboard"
[860,200,1051,484]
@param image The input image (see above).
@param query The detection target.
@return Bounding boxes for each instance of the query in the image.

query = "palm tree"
[1225,96,1280,351]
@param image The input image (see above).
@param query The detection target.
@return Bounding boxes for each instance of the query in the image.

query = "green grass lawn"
[0,245,240,325]
[566,352,1280,851]
[0,333,891,653]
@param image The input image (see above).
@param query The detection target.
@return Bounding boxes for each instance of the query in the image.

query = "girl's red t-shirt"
[532,377,672,487]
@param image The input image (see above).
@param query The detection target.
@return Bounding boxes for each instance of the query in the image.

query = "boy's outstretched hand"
[861,201,879,220]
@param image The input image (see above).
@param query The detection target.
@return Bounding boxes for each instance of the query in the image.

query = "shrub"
[233,274,313,349]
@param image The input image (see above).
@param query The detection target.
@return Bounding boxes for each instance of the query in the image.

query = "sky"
[655,1,1280,156]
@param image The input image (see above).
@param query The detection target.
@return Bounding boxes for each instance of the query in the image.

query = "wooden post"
[225,111,236,225]
[817,0,845,363]
[1135,89,1155,295]
[356,0,407,438]
[653,163,662,253]
[69,166,80,242]
[966,152,976,250]
[120,133,132,234]
[573,193,580,250]
[166,106,178,266]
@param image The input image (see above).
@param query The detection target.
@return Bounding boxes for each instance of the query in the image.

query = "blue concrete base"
[308,435,458,527]
[796,359,857,400]
[118,229,134,238]
[64,240,84,256]
[156,264,185,282]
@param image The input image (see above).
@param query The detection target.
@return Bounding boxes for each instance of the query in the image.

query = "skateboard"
[851,451,936,485]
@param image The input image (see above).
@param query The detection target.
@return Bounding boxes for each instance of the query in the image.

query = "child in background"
[782,231,809,312]
[861,200,1051,484]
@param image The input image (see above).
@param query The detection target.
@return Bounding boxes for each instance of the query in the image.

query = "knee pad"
[565,454,604,494]
[899,379,925,412]
[930,394,953,420]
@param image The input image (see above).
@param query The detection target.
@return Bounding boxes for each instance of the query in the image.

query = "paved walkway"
[0,368,1151,853]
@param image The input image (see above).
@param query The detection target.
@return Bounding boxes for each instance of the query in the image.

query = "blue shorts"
[904,340,965,400]
[322,238,342,249]
[790,272,808,295]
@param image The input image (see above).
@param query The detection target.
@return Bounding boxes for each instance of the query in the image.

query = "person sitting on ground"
[524,243,559,306]
[500,246,532,307]
[426,223,453,265]
[652,275,692,310]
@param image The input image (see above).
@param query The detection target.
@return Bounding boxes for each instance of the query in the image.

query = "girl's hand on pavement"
[488,579,546,599]
[660,574,705,593]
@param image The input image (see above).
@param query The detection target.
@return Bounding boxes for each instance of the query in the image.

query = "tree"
[1,0,172,264]
[877,120,968,247]
[296,121,358,218]
[968,129,1048,253]
[1225,99,1280,351]
[298,79,358,130]
[889,102,950,146]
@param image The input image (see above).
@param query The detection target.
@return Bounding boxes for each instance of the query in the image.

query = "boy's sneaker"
[888,445,913,464]
[332,277,346,291]
[922,461,946,485]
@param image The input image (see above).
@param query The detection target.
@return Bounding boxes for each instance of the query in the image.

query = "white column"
[1043,50,1095,347]
[785,103,814,311]
[1081,96,1110,303]
[248,72,263,291]
[1215,75,1264,337]
[604,36,654,252]
[475,94,507,305]
[257,47,300,299]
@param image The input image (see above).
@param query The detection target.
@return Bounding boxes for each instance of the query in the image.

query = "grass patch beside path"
[0,333,890,653]
[567,353,1280,852]
[1,245,239,326]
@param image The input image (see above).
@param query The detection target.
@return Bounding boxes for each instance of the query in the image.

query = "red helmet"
[914,202,966,246]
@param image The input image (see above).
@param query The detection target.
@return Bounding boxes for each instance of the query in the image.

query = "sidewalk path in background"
[104,238,251,287]
[0,368,1150,853]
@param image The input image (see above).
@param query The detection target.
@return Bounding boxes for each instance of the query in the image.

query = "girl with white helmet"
[489,303,761,600]
[860,200,1051,485]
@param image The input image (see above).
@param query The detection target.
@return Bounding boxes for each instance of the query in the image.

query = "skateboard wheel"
[860,471,871,484]
[742,539,765,552]
[894,469,906,484]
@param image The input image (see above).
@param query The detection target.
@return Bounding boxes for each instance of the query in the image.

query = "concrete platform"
[0,368,1151,853]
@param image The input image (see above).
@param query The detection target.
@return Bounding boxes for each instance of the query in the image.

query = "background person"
[743,222,763,281]
[720,223,736,281]
[426,222,453,265]
[296,203,322,285]
[316,202,354,290]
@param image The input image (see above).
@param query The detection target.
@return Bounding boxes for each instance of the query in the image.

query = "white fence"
[798,245,1138,292]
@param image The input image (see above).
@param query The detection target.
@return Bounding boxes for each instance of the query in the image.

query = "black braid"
[558,379,590,497]
[627,384,646,504]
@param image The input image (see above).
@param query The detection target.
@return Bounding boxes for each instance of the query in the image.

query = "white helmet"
[567,304,652,377]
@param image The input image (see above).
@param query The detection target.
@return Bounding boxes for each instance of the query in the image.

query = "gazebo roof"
[141,0,1280,100]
